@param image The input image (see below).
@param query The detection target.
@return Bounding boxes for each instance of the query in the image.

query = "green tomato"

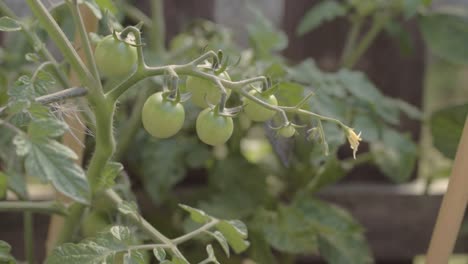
[142,92,185,138]
[243,90,278,122]
[94,35,137,77]
[196,108,233,146]
[278,125,296,138]
[186,71,231,108]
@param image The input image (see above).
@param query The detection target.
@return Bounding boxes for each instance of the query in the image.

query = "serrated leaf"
[28,118,68,139]
[216,220,250,254]
[247,6,288,58]
[371,129,417,182]
[118,201,138,215]
[254,206,318,254]
[420,13,468,65]
[0,240,15,264]
[47,226,137,264]
[431,103,468,159]
[128,136,188,204]
[98,162,122,190]
[15,134,90,203]
[297,0,347,36]
[124,250,145,264]
[110,226,131,241]
[293,198,373,264]
[179,204,211,223]
[207,231,230,257]
[153,247,166,261]
[0,17,21,32]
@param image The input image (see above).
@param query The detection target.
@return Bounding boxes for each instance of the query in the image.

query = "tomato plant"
[0,0,452,263]
[141,92,185,138]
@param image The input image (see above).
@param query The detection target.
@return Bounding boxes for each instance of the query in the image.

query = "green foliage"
[431,104,468,159]
[0,16,21,32]
[371,129,417,182]
[47,226,143,264]
[0,240,15,264]
[297,0,348,36]
[420,13,468,65]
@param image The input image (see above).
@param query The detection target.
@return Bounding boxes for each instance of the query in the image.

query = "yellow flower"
[346,128,362,159]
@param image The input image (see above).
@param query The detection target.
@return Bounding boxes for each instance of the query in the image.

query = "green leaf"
[247,6,288,58]
[128,136,192,205]
[216,220,250,254]
[420,13,468,64]
[0,240,15,264]
[14,135,90,203]
[95,0,117,14]
[47,226,137,264]
[28,118,68,139]
[206,231,230,257]
[179,204,211,224]
[306,158,346,193]
[402,0,425,19]
[0,172,7,199]
[153,247,166,261]
[118,201,138,215]
[98,162,123,190]
[254,206,318,254]
[431,103,468,159]
[293,198,373,264]
[0,17,21,32]
[123,250,145,264]
[81,0,102,19]
[248,230,277,264]
[371,129,417,182]
[297,0,348,36]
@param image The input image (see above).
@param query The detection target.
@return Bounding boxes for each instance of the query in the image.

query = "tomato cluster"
[139,75,289,146]
[94,35,287,145]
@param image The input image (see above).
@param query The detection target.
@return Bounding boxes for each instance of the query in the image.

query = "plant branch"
[172,220,219,245]
[67,0,102,86]
[342,12,391,68]
[105,189,187,260]
[0,201,67,215]
[24,212,34,264]
[340,15,363,66]
[151,0,166,55]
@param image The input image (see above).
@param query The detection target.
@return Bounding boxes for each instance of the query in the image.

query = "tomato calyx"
[208,104,241,118]
[269,121,305,138]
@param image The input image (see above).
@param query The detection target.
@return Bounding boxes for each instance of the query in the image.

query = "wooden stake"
[427,116,468,263]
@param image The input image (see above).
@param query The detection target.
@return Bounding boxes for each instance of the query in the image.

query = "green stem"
[0,201,67,215]
[114,86,150,160]
[55,203,84,245]
[172,220,219,245]
[24,212,34,264]
[25,0,95,87]
[67,0,102,86]
[340,15,363,66]
[342,13,391,69]
[105,189,187,260]
[151,0,166,55]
